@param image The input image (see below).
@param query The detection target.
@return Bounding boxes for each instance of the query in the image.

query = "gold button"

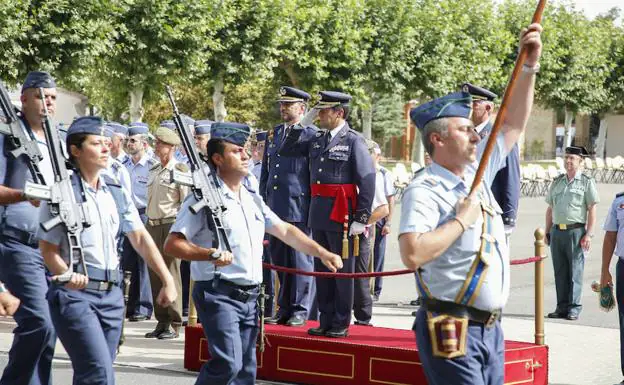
[273,186,278,190]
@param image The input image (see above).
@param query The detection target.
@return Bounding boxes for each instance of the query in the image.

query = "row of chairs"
[581,156,624,183]
[520,164,560,197]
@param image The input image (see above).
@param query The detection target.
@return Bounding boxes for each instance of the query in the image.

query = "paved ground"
[0,182,623,384]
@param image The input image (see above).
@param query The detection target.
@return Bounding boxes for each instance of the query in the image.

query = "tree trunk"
[129,86,144,123]
[361,105,372,139]
[564,108,575,148]
[212,74,227,122]
[596,118,608,158]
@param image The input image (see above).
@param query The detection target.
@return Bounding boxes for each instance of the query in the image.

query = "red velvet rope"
[262,256,544,278]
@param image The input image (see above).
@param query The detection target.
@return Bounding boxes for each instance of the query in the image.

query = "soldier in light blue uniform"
[0,71,57,385]
[398,24,542,385]
[281,91,376,337]
[108,121,129,164]
[122,122,157,321]
[103,122,132,194]
[37,116,177,385]
[601,192,624,385]
[261,86,318,326]
[164,122,342,385]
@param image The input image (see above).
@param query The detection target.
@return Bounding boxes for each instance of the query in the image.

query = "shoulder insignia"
[110,161,121,171]
[348,128,363,137]
[616,192,624,198]
[554,174,565,181]
[315,131,324,138]
[175,162,189,172]
[423,177,438,187]
[101,174,121,188]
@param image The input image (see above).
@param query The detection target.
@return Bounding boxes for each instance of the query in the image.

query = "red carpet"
[185,321,548,385]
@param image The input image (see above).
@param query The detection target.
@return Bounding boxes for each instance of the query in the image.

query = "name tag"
[329,145,349,152]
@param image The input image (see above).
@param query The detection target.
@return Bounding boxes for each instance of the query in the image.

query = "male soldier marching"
[399,24,542,385]
[0,71,58,385]
[282,90,376,338]
[260,86,318,326]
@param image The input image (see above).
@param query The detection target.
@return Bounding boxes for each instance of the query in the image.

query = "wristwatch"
[522,62,540,74]
[209,250,222,260]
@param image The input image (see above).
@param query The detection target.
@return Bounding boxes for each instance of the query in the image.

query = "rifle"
[23,87,91,283]
[164,86,232,257]
[0,80,46,185]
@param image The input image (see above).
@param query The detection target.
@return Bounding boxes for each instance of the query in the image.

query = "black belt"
[85,280,117,291]
[554,223,585,231]
[202,279,260,303]
[1,225,38,248]
[421,298,502,328]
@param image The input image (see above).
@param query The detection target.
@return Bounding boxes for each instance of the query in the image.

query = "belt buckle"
[559,224,567,230]
[98,281,109,291]
[485,310,500,328]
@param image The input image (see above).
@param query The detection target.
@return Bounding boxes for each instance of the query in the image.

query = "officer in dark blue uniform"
[0,71,57,385]
[164,122,342,385]
[38,117,177,384]
[282,91,376,337]
[122,123,157,321]
[463,83,520,245]
[260,86,319,326]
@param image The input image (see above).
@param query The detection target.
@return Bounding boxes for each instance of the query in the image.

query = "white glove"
[349,221,367,236]
[300,108,319,126]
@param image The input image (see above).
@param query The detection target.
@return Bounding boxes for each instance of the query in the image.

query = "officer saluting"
[399,24,542,385]
[38,117,177,384]
[0,71,57,385]
[282,90,376,338]
[261,86,318,326]
[164,122,342,385]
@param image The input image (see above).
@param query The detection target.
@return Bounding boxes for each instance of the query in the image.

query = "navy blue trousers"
[48,285,124,385]
[353,234,372,323]
[0,239,55,385]
[414,309,504,385]
[181,260,190,315]
[617,259,624,377]
[372,222,387,296]
[261,238,275,317]
[270,222,315,319]
[193,281,259,385]
[121,215,153,318]
[312,230,355,330]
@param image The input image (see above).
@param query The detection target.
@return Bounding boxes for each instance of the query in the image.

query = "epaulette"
[110,161,121,171]
[616,192,624,198]
[101,174,121,188]
[347,128,364,138]
[554,173,565,181]
[580,173,593,181]
[175,162,189,172]
[315,130,325,138]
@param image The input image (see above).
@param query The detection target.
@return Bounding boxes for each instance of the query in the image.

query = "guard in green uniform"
[545,146,599,320]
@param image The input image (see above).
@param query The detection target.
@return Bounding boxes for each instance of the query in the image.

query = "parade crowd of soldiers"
[3,20,623,385]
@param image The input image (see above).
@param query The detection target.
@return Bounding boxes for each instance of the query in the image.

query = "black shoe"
[265,315,288,325]
[158,327,180,339]
[307,327,328,336]
[354,320,373,326]
[145,327,167,338]
[566,314,579,321]
[129,314,149,322]
[372,294,380,302]
[410,298,421,306]
[547,311,567,319]
[411,310,417,316]
[286,315,305,327]
[326,327,349,338]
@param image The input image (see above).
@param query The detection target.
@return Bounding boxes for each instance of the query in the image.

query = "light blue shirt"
[37,174,144,270]
[123,153,156,209]
[399,133,509,311]
[170,176,284,285]
[603,194,624,257]
[0,122,54,234]
[379,166,396,197]
[251,161,262,182]
[102,157,132,194]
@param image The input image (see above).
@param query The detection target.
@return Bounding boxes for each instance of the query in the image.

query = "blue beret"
[210,122,250,147]
[195,119,212,135]
[277,86,311,103]
[410,92,473,131]
[67,117,112,138]
[565,146,589,157]
[255,130,267,142]
[461,83,497,101]
[128,122,149,136]
[21,71,56,92]
[314,91,352,109]
[105,122,128,136]
[160,120,176,130]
